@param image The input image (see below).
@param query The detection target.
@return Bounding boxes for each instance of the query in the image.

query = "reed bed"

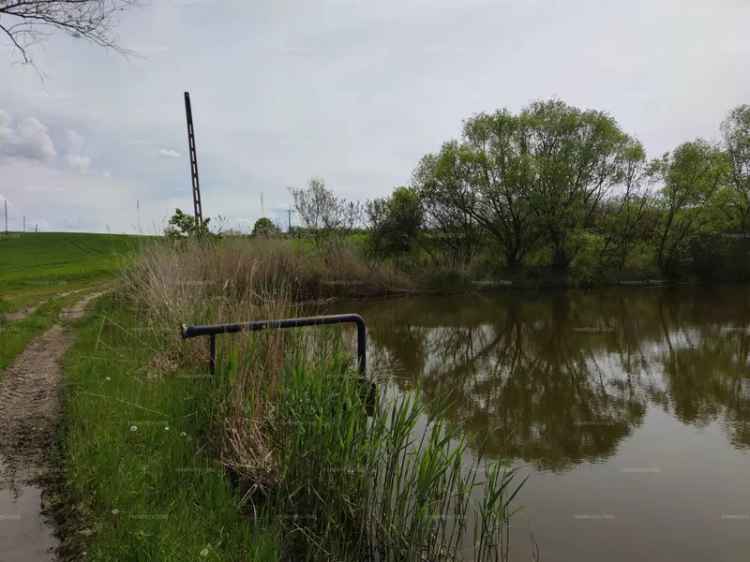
[119,238,524,561]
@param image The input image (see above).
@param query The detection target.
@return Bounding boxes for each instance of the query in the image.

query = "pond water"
[334,286,750,561]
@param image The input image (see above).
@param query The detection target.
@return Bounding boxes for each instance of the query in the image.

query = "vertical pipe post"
[356,320,367,377]
[209,335,216,374]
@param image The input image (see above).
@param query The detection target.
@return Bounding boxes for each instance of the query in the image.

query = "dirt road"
[0,292,102,561]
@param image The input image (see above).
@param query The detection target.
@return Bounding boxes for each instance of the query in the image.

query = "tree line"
[291,99,750,284]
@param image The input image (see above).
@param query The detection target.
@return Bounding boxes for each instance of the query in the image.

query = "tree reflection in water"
[347,287,750,471]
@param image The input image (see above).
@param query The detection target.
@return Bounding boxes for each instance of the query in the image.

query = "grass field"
[0,232,149,371]
[0,232,148,313]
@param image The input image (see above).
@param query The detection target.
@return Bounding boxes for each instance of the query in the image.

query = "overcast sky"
[1,0,749,234]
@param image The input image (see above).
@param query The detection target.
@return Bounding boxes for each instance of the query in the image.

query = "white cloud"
[0,111,57,162]
[159,148,181,158]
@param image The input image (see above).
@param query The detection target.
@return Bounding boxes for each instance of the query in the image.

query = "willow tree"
[721,104,750,233]
[521,100,633,269]
[653,140,729,273]
[413,142,485,266]
[414,100,637,271]
[598,139,655,270]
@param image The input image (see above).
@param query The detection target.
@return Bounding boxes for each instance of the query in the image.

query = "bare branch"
[0,0,139,64]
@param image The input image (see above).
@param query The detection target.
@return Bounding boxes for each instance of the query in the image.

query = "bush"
[252,217,281,238]
[367,187,423,258]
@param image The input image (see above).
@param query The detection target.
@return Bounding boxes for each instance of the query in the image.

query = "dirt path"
[1,288,88,325]
[0,292,103,562]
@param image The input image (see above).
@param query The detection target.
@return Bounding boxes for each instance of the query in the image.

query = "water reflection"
[344,287,750,471]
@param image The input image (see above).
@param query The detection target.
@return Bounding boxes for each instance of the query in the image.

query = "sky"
[1,0,749,234]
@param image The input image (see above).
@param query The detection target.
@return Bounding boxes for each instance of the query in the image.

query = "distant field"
[0,232,150,312]
[0,232,151,371]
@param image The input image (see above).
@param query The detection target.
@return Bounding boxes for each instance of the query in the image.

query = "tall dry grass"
[120,237,405,493]
[123,237,412,323]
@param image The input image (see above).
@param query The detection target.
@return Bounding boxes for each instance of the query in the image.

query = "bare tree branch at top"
[0,0,138,64]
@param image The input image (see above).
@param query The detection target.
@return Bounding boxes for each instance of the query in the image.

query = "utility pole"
[184,91,203,229]
[3,200,7,235]
[23,216,26,232]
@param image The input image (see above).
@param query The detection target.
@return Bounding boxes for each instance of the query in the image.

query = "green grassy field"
[0,232,149,371]
[0,232,148,312]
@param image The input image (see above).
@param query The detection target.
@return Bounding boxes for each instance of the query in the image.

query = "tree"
[653,140,729,273]
[416,121,538,269]
[460,109,542,269]
[521,100,632,269]
[721,105,750,233]
[290,177,362,242]
[414,100,636,271]
[597,140,656,270]
[252,217,280,238]
[0,0,137,64]
[413,146,484,266]
[367,186,423,256]
[164,208,211,239]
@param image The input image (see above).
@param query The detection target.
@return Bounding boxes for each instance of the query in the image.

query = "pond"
[333,286,750,561]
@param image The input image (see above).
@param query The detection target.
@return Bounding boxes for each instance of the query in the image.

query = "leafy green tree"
[460,110,541,269]
[416,119,539,269]
[252,217,281,238]
[653,140,729,273]
[164,208,211,239]
[597,140,656,271]
[414,100,636,271]
[521,100,632,269]
[367,186,423,256]
[721,105,750,232]
[413,146,484,266]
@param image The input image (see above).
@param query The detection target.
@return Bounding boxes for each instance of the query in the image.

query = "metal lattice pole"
[184,92,203,228]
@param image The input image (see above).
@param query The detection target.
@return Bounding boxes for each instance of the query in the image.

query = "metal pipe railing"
[181,313,367,377]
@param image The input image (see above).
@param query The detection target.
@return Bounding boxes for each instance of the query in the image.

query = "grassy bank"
[59,294,279,561]
[58,239,524,561]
